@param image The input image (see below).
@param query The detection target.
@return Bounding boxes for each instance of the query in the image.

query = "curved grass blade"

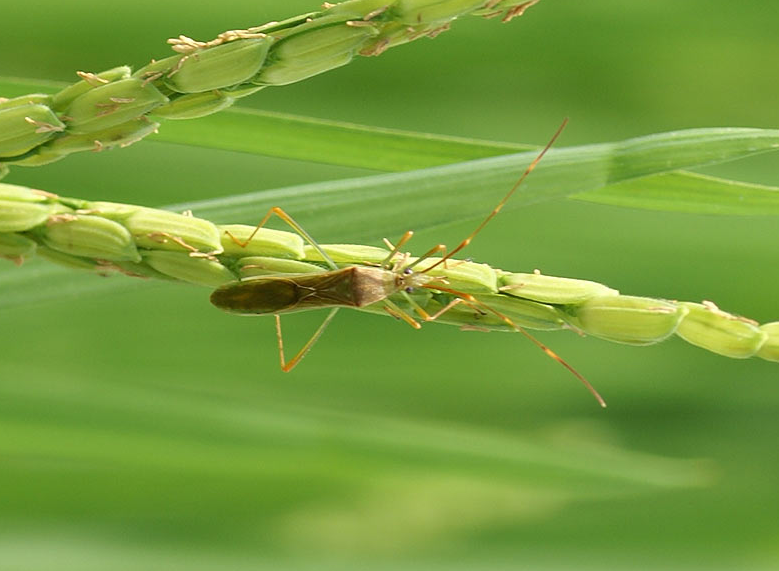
[179,127,779,242]
[3,77,778,216]
[152,107,533,171]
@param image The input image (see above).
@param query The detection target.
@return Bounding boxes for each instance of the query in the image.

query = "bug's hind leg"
[226,206,338,270]
[275,308,340,372]
[422,284,607,407]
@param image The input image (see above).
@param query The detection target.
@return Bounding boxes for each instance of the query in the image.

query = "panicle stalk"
[0,182,776,364]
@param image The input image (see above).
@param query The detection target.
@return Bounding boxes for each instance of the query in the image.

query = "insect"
[210,119,607,406]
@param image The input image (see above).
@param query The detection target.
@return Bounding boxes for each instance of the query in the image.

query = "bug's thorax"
[344,264,430,306]
[347,266,397,307]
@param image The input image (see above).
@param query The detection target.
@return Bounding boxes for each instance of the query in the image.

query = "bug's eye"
[405,286,414,293]
[403,268,413,275]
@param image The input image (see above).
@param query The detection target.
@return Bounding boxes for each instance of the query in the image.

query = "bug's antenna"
[423,118,569,274]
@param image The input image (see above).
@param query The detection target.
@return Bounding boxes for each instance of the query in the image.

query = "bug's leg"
[380,230,414,269]
[275,308,340,372]
[401,288,492,322]
[386,289,481,327]
[424,284,607,408]
[226,206,338,270]
[383,299,421,329]
[414,295,463,321]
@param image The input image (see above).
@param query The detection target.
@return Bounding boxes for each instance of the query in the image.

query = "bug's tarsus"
[228,206,339,270]
[275,308,340,372]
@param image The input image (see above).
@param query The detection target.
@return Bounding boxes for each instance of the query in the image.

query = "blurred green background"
[1,1,778,569]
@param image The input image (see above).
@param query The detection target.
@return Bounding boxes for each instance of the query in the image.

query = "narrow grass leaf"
[151,107,533,171]
[3,77,779,216]
[177,128,779,242]
[574,171,779,215]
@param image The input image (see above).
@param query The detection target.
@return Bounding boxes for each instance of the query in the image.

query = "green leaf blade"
[177,127,779,242]
[575,172,779,215]
[151,107,533,171]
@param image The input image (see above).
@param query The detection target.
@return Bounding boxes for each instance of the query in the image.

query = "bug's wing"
[210,276,300,315]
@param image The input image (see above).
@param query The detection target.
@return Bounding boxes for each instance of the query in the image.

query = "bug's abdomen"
[210,277,301,315]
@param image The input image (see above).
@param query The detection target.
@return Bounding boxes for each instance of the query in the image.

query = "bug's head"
[394,265,435,293]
